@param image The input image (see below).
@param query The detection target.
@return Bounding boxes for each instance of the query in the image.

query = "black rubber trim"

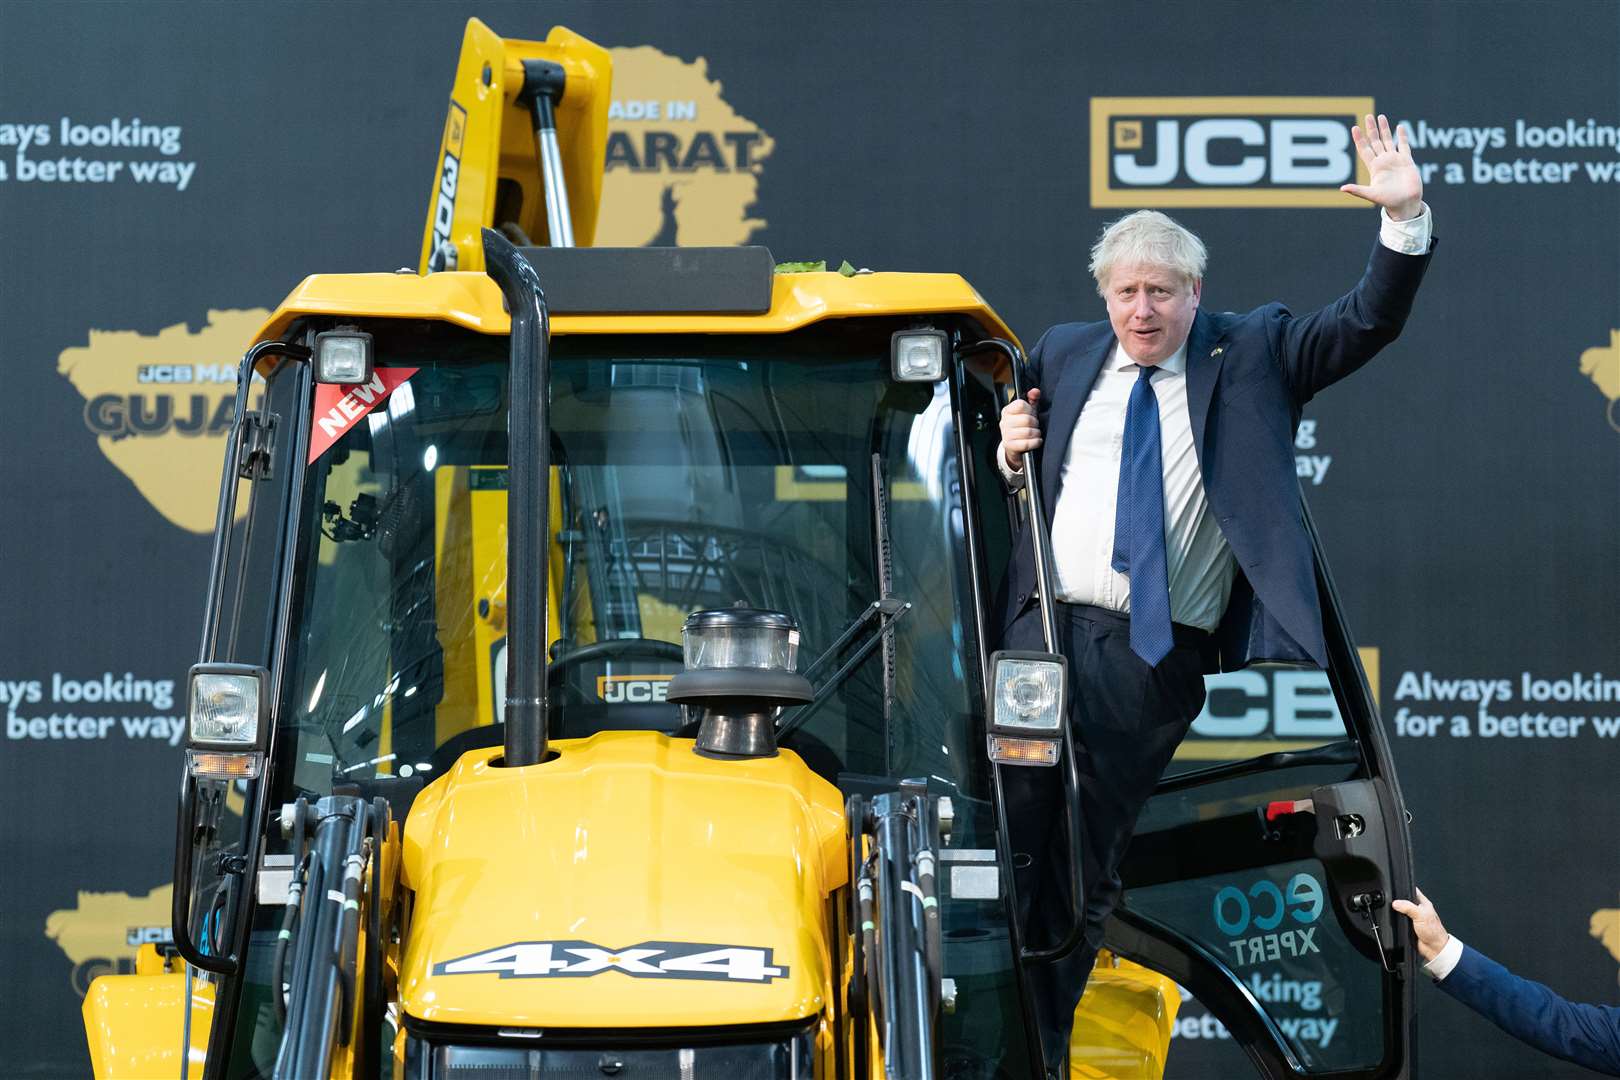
[515,246,775,314]
[1153,739,1358,796]
[1105,906,1306,1078]
[665,666,813,704]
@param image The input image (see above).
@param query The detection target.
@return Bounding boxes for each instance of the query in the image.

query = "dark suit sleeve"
[1024,327,1052,393]
[1268,238,1436,405]
[1438,944,1620,1076]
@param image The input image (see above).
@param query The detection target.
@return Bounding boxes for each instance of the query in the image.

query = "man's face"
[1103,263,1202,366]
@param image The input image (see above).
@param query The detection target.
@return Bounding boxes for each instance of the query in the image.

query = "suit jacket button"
[1017,591,1028,604]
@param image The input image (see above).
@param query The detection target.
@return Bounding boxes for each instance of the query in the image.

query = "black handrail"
[946,354,1047,1071]
[172,339,309,978]
[198,342,309,664]
[170,774,236,975]
[482,228,553,767]
[958,338,1088,967]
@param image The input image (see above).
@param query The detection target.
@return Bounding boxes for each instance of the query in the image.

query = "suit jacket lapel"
[1039,331,1114,502]
[1184,311,1224,455]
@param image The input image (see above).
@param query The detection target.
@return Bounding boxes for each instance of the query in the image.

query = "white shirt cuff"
[1423,934,1464,980]
[996,440,1027,489]
[1380,202,1433,254]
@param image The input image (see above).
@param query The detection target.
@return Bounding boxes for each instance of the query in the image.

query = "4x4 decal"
[434,940,788,983]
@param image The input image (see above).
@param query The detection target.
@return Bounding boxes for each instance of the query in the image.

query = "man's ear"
[1191,279,1203,306]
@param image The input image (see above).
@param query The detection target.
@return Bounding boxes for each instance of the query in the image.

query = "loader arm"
[419,18,612,272]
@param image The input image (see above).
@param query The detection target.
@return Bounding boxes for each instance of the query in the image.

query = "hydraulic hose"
[272,853,312,1028]
[914,843,942,998]
[335,835,371,1043]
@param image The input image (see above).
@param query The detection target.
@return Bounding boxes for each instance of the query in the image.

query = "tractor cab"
[163,260,1065,1078]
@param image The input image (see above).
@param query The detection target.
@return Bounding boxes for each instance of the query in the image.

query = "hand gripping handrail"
[958,338,1087,966]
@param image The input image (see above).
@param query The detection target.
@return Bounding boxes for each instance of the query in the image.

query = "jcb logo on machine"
[126,925,173,947]
[596,674,673,704]
[1091,96,1374,207]
[428,102,468,271]
[436,940,788,983]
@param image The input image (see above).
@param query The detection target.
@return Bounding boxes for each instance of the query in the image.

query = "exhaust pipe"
[482,228,551,767]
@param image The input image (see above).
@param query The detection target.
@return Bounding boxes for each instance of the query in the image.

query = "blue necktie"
[1111,364,1174,667]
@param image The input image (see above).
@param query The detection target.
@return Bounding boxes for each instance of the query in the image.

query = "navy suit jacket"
[999,239,1435,670]
[1440,944,1620,1076]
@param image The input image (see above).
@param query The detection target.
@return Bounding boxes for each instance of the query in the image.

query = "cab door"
[1102,501,1416,1079]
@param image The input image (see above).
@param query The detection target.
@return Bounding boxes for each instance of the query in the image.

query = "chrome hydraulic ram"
[519,59,574,248]
[859,785,944,1078]
[272,794,371,1080]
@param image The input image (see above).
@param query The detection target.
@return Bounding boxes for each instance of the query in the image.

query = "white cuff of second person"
[1423,934,1464,981]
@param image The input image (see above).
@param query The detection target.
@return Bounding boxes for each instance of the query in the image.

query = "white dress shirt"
[1424,934,1464,980]
[1000,206,1433,632]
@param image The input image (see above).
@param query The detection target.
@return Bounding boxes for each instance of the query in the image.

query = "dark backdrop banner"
[2,3,1615,1077]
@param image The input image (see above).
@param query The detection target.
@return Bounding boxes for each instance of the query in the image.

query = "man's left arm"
[1438,944,1620,1076]
[1398,890,1620,1075]
[1274,114,1437,402]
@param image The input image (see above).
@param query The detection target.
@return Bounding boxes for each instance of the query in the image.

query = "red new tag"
[307,367,419,463]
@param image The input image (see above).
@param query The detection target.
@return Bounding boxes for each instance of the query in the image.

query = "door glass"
[1125,756,1390,1073]
[1167,658,1376,777]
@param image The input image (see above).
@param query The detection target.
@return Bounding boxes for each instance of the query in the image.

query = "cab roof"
[252,269,1018,347]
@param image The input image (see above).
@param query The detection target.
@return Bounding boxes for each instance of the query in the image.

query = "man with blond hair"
[996,115,1436,1073]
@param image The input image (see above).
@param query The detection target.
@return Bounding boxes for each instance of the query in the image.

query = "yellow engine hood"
[399,731,847,1029]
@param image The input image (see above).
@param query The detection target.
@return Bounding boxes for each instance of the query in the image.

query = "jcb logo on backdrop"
[1091,97,1373,208]
[56,311,270,533]
[1175,648,1380,762]
[44,886,173,997]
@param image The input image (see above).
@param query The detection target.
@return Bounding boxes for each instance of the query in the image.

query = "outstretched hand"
[1341,113,1424,221]
[1392,886,1450,963]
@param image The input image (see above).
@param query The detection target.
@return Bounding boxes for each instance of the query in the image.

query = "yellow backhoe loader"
[80,19,1418,1080]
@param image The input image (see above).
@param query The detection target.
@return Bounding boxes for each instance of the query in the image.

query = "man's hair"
[1089,210,1208,297]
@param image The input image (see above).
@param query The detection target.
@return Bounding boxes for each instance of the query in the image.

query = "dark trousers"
[1000,602,1208,1073]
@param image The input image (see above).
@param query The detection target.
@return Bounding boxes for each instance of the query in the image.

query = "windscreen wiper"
[777,596,910,739]
[778,453,909,739]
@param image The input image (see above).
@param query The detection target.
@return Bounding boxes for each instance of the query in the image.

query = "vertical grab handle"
[173,339,309,978]
[1005,348,1063,654]
[957,339,1088,968]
